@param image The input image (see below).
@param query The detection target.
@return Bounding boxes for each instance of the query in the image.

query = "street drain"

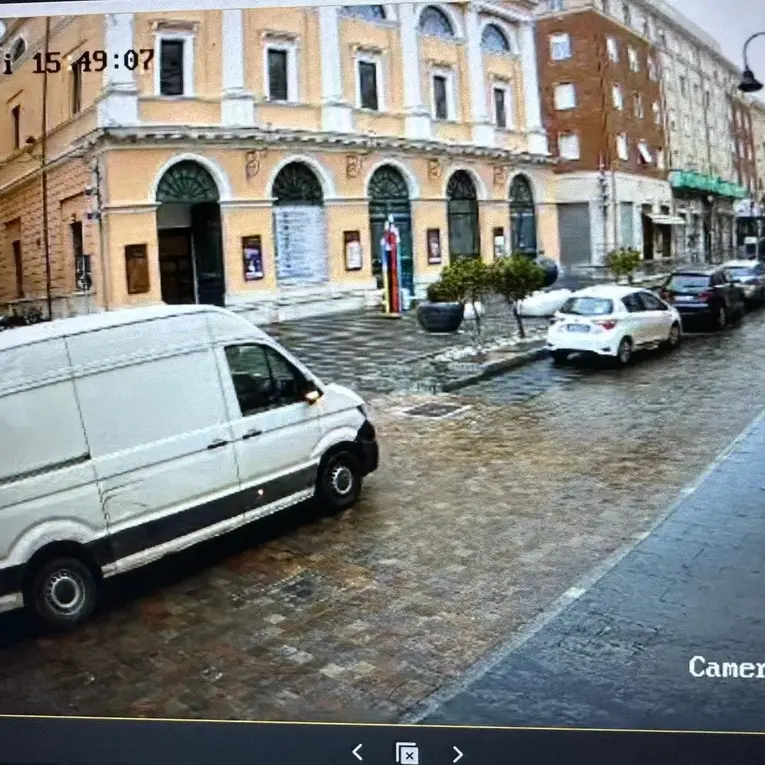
[401,402,471,420]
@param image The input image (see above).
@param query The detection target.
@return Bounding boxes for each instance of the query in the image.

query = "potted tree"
[417,258,493,335]
[416,277,464,333]
[490,254,546,339]
[605,247,642,284]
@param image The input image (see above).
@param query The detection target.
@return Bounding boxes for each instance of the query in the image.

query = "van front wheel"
[317,451,362,514]
[27,556,99,631]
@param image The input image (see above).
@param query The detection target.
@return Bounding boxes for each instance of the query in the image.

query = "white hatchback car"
[546,284,682,365]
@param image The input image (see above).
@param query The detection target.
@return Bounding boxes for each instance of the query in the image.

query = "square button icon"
[395,742,419,764]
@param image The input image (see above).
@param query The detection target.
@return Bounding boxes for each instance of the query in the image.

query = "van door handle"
[207,439,229,450]
[242,428,262,440]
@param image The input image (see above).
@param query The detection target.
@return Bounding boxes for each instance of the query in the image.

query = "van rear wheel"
[317,451,362,514]
[27,556,98,631]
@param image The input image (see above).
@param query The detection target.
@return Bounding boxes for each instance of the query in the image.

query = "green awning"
[670,171,748,198]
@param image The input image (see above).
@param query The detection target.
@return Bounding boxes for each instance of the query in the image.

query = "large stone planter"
[416,301,465,333]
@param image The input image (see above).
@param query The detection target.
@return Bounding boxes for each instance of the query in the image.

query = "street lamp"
[738,32,765,93]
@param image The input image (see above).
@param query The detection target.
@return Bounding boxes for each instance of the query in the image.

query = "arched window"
[342,5,386,21]
[481,24,511,53]
[419,6,454,38]
[11,37,26,62]
[447,171,480,260]
[509,174,537,256]
[272,162,324,206]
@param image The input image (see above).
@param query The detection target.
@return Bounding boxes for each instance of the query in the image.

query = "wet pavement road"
[417,408,765,731]
[2,310,765,724]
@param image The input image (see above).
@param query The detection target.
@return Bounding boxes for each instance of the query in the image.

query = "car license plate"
[567,324,590,333]
[674,295,693,302]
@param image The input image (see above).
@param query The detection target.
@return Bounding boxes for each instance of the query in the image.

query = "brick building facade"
[536,4,673,267]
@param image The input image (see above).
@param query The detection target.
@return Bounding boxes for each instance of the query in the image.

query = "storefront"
[669,171,748,262]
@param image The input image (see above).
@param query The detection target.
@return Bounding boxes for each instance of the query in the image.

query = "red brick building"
[730,97,758,198]
[536,4,674,267]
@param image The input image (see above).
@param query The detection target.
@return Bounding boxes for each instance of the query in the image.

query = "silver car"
[723,260,765,304]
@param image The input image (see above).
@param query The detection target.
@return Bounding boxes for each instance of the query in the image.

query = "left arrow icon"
[353,744,363,761]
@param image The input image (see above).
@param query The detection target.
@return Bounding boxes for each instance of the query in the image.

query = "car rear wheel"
[666,322,681,349]
[616,338,632,366]
[26,556,99,631]
[551,351,569,365]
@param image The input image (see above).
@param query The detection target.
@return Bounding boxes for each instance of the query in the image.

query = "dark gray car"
[660,267,746,331]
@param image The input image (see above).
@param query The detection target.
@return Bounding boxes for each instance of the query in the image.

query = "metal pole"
[40,16,53,320]
[611,169,618,248]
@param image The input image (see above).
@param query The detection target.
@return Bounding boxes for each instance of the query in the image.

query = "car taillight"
[595,319,618,330]
[697,291,713,301]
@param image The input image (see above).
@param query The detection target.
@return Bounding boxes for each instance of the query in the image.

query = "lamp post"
[738,32,765,93]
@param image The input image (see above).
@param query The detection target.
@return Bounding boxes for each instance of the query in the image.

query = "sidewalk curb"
[440,343,548,393]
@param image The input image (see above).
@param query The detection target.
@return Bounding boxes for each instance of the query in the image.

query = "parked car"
[546,284,682,366]
[0,304,378,630]
[721,260,765,305]
[659,267,746,330]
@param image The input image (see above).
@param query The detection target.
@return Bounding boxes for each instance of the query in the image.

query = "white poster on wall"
[273,205,329,285]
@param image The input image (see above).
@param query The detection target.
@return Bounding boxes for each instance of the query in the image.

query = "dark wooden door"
[158,230,195,305]
[191,202,226,307]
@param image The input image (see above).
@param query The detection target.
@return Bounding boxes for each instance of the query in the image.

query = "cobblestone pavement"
[2,310,765,724]
[266,303,548,394]
[419,409,765,731]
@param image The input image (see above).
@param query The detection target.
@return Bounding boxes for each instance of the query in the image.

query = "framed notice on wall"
[125,244,149,295]
[493,227,506,258]
[344,230,363,271]
[427,228,442,265]
[242,236,264,281]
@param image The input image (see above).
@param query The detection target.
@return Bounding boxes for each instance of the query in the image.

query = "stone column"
[466,3,494,146]
[519,21,548,155]
[221,9,255,126]
[399,3,431,140]
[318,6,353,133]
[98,14,138,126]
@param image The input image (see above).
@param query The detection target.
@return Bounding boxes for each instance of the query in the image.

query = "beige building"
[0,5,558,323]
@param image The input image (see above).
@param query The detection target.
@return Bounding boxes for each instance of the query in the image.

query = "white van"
[0,304,378,630]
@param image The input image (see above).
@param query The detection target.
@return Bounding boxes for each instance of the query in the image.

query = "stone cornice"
[88,126,556,166]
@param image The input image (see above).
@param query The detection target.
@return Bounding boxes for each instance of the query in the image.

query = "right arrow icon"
[453,746,463,763]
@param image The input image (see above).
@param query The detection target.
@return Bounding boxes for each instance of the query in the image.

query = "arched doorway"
[368,165,414,294]
[447,170,480,261]
[155,160,225,306]
[509,174,537,256]
[272,162,328,285]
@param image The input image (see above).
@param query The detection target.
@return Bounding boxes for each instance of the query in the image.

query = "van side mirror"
[302,380,322,404]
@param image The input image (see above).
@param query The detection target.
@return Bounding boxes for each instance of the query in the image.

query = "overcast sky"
[665,0,765,82]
